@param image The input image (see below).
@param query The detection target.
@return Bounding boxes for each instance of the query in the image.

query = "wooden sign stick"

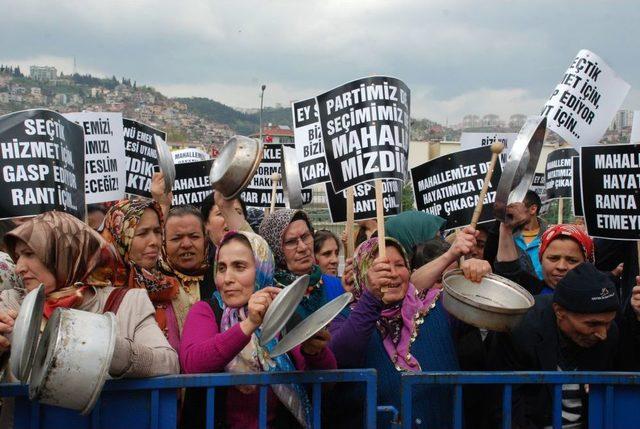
[345,186,355,258]
[267,173,281,216]
[461,142,504,265]
[375,179,388,294]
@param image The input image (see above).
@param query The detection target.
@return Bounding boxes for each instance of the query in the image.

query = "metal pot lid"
[280,146,303,209]
[154,134,176,192]
[269,292,352,358]
[209,136,264,200]
[10,284,45,383]
[494,116,546,222]
[442,269,534,315]
[259,274,309,346]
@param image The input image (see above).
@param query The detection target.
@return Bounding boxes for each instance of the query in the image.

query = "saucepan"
[442,269,534,332]
[280,146,304,209]
[494,116,546,222]
[28,307,117,415]
[210,135,264,199]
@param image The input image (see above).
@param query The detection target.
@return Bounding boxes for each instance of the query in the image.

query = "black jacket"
[488,294,640,429]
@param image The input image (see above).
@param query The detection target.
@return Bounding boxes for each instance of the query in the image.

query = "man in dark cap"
[489,263,640,429]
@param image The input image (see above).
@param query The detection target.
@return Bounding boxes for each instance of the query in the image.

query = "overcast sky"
[3,0,639,124]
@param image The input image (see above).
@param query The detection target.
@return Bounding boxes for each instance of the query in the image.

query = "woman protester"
[314,229,340,277]
[101,199,184,350]
[161,205,213,331]
[328,236,461,428]
[180,231,336,429]
[260,210,343,320]
[0,211,178,381]
[496,223,594,295]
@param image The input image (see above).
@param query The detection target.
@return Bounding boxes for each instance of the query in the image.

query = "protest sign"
[315,76,410,193]
[64,112,126,204]
[580,143,640,240]
[324,179,402,223]
[541,49,630,148]
[240,143,312,208]
[630,111,640,144]
[459,132,517,164]
[172,148,210,164]
[123,119,166,198]
[545,147,579,200]
[292,97,330,188]
[410,146,502,230]
[171,160,214,206]
[572,156,583,216]
[0,109,85,220]
[531,173,546,201]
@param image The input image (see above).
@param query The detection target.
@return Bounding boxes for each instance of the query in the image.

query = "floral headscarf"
[0,252,22,293]
[258,209,325,317]
[539,224,594,263]
[101,199,179,330]
[5,211,119,317]
[214,230,311,428]
[353,237,441,372]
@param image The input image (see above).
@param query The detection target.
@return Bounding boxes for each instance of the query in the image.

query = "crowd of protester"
[0,179,640,428]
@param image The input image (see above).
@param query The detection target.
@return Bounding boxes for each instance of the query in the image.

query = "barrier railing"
[400,371,640,429]
[0,369,377,429]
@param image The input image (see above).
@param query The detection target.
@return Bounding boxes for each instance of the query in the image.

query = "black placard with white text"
[410,146,502,231]
[325,179,402,223]
[0,109,85,219]
[581,143,640,240]
[316,76,410,193]
[240,143,312,208]
[572,156,583,216]
[123,118,166,198]
[545,148,579,200]
[172,160,214,206]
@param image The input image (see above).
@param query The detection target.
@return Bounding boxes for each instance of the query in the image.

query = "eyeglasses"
[283,231,313,250]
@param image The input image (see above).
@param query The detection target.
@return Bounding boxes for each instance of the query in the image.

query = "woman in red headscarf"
[495,223,594,295]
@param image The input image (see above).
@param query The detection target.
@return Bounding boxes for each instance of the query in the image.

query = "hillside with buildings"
[0,65,631,151]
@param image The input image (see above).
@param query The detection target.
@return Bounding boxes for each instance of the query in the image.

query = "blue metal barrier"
[400,371,640,429]
[0,369,377,429]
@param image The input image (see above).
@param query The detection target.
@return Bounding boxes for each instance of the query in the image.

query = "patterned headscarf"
[539,224,594,263]
[258,209,313,269]
[214,230,311,428]
[0,251,23,293]
[101,199,179,330]
[352,236,441,372]
[5,211,119,317]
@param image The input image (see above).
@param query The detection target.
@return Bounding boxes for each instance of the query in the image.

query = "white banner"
[630,111,640,144]
[64,111,126,204]
[459,132,517,164]
[541,49,630,148]
[172,148,210,164]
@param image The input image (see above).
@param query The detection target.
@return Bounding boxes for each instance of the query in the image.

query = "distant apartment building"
[610,109,633,131]
[508,114,527,129]
[53,93,68,105]
[250,124,294,144]
[462,114,481,129]
[30,66,57,81]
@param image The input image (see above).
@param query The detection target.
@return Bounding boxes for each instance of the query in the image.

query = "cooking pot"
[442,269,534,332]
[210,136,263,199]
[28,307,117,414]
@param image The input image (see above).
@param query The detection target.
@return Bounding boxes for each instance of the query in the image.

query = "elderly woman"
[180,231,336,428]
[260,210,343,319]
[496,223,594,295]
[314,229,340,277]
[101,199,183,349]
[328,236,461,428]
[0,211,178,379]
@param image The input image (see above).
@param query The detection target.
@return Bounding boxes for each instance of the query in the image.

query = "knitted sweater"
[328,289,459,428]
